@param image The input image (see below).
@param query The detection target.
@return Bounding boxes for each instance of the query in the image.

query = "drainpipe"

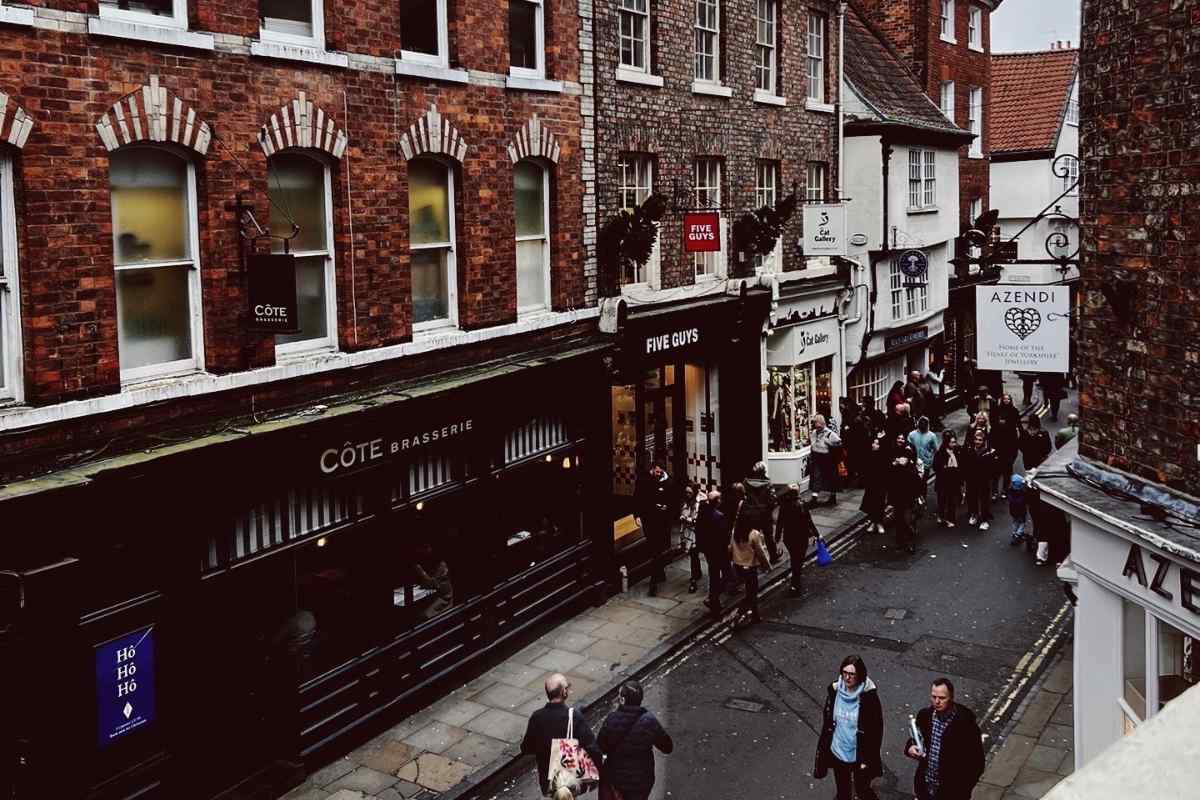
[837,1,847,199]
[858,139,892,368]
[838,267,868,397]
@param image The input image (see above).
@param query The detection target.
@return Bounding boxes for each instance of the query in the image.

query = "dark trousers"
[645,517,668,585]
[996,457,1014,493]
[937,478,961,522]
[966,478,992,521]
[783,538,806,591]
[831,757,879,800]
[1048,397,1061,419]
[893,505,915,549]
[734,564,760,617]
[703,551,727,610]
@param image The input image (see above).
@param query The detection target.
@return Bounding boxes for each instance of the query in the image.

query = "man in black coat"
[634,463,680,596]
[520,673,601,797]
[775,484,819,596]
[905,678,985,800]
[695,490,729,614]
[1018,416,1054,471]
[598,680,673,800]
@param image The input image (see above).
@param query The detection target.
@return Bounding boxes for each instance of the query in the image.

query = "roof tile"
[989,49,1078,154]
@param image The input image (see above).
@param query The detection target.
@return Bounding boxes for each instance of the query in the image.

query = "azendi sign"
[1122,542,1200,616]
[683,212,721,253]
[976,286,1069,373]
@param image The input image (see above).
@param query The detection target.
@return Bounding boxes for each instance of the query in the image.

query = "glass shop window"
[408,157,458,329]
[291,530,372,678]
[1156,618,1198,711]
[767,356,834,454]
[496,455,583,582]
[1122,597,1147,723]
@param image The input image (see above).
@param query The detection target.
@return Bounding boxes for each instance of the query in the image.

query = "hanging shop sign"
[96,626,157,749]
[885,326,928,352]
[802,203,847,257]
[247,253,299,333]
[898,249,929,279]
[683,212,721,253]
[975,285,1068,373]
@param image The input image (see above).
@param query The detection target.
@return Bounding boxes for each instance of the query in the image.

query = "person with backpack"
[598,680,674,800]
[521,673,602,799]
[776,483,819,597]
[1007,474,1031,550]
[741,461,779,560]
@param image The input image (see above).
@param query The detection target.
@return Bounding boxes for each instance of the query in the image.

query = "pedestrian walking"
[888,432,922,553]
[933,432,963,528]
[904,678,985,800]
[597,680,674,800]
[908,416,939,498]
[1017,371,1038,407]
[860,435,890,534]
[1018,416,1054,471]
[729,510,771,625]
[1039,372,1067,421]
[844,408,872,487]
[958,359,976,409]
[810,415,843,506]
[1007,474,1031,549]
[967,410,991,450]
[741,461,780,561]
[886,381,906,420]
[634,463,680,597]
[990,395,1021,499]
[920,372,939,430]
[813,655,884,800]
[679,483,702,592]
[962,428,995,530]
[887,402,915,440]
[776,484,819,596]
[860,394,886,438]
[521,673,602,799]
[695,489,728,615]
[1054,413,1079,449]
[904,370,926,420]
[1028,484,1070,567]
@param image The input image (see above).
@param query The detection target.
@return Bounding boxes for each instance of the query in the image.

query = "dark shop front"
[605,290,771,571]
[0,345,615,800]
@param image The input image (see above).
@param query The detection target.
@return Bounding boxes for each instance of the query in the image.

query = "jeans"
[831,756,879,800]
[1011,519,1027,543]
[734,564,760,617]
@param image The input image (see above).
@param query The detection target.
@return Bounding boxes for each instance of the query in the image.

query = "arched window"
[109,146,202,381]
[408,157,458,330]
[514,160,551,315]
[268,152,337,353]
[0,154,21,401]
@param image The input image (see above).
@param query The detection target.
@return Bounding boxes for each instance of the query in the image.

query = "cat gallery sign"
[976,286,1069,372]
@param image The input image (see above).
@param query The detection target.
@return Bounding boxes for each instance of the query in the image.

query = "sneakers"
[947,521,956,528]
[980,521,990,531]
[875,523,886,534]
[969,516,978,526]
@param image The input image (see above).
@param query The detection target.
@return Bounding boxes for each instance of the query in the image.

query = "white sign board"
[976,285,1069,373]
[802,203,847,257]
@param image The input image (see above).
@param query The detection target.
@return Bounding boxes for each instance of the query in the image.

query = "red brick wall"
[0,0,588,477]
[1076,0,1200,493]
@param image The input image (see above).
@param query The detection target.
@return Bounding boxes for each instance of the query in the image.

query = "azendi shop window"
[768,356,833,454]
[1121,596,1199,732]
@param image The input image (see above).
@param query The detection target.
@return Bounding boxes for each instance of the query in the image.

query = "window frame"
[692,157,724,281]
[969,87,983,157]
[0,155,22,403]
[1066,81,1079,126]
[970,196,983,226]
[259,0,326,49]
[754,160,781,273]
[968,5,982,50]
[694,0,721,85]
[807,161,827,202]
[807,12,826,103]
[940,0,955,43]
[940,80,956,123]
[754,0,777,96]
[907,148,937,212]
[269,153,339,357]
[99,0,188,30]
[618,0,651,74]
[408,158,459,333]
[514,160,552,316]
[889,255,928,322]
[400,0,450,68]
[110,145,205,385]
[509,0,546,80]
[618,153,656,288]
[1063,155,1079,196]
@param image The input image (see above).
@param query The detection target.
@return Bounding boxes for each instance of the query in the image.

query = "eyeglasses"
[841,669,857,678]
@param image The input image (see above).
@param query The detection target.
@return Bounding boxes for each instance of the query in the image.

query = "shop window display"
[1156,619,1197,710]
[768,357,833,453]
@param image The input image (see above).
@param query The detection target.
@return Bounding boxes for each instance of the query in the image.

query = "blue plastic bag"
[815,537,833,567]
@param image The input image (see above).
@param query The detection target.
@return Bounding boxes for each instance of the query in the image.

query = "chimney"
[1050,41,1058,50]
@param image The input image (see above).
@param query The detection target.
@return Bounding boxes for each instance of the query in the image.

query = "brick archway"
[399,104,468,162]
[0,92,35,149]
[94,75,211,155]
[258,92,348,158]
[507,114,560,164]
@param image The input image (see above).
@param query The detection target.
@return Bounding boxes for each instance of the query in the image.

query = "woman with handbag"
[729,511,772,625]
[598,680,673,800]
[813,655,883,800]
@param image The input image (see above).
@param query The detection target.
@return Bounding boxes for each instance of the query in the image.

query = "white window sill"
[615,67,664,88]
[505,74,564,93]
[753,90,787,107]
[250,39,349,68]
[0,4,35,26]
[806,99,836,114]
[969,151,984,159]
[87,16,215,50]
[396,58,469,84]
[275,343,337,361]
[940,34,957,44]
[692,81,733,98]
[907,206,939,215]
[969,43,984,53]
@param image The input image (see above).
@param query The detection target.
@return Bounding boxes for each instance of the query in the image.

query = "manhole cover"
[884,608,908,620]
[725,698,766,713]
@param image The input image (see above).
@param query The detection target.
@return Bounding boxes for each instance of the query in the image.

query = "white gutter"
[838,259,868,395]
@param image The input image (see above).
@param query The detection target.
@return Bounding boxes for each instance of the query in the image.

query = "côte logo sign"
[683,212,721,253]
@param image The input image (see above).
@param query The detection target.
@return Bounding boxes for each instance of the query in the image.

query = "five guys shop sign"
[683,212,721,253]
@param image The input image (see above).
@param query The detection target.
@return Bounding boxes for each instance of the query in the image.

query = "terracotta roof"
[843,7,968,138]
[990,49,1078,154]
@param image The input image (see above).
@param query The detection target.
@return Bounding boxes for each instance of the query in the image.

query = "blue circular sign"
[899,249,928,278]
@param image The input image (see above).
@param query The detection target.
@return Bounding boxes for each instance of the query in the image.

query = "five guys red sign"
[683,212,721,253]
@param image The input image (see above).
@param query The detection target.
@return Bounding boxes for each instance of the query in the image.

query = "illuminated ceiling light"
[316,537,327,548]
[415,501,424,511]
[562,456,572,469]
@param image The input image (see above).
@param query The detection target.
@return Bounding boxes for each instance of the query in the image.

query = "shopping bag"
[548,708,601,794]
[815,537,833,567]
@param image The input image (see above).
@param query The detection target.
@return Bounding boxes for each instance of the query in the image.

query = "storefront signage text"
[802,203,847,257]
[645,327,700,355]
[683,212,721,253]
[975,285,1068,373]
[796,328,832,356]
[319,419,474,475]
[246,253,300,333]
[885,327,928,352]
[96,627,156,749]
[1122,543,1200,616]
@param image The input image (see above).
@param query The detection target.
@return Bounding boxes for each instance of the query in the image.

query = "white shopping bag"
[548,707,601,794]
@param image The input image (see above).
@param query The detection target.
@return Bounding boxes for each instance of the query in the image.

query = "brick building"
[1030,0,1200,775]
[592,0,843,523]
[0,2,617,798]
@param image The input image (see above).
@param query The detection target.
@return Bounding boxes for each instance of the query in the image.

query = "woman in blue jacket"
[813,655,884,800]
